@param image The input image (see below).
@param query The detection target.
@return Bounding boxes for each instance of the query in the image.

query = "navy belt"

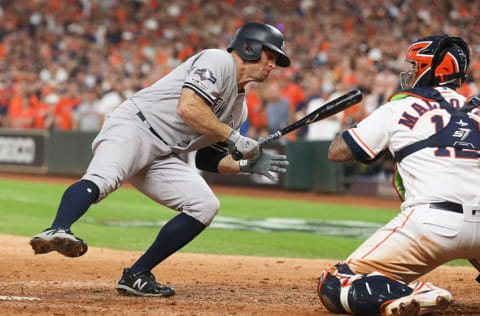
[429,201,463,213]
[136,111,168,145]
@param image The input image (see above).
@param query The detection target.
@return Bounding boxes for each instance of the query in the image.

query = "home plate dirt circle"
[1,233,480,315]
[1,174,480,315]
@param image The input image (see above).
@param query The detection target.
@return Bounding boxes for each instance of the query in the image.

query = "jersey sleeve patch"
[342,129,376,161]
[193,68,216,84]
[184,67,220,107]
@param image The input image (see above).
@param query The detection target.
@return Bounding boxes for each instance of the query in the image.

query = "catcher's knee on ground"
[317,263,413,315]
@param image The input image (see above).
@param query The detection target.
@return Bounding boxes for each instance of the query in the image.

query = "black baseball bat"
[232,89,363,160]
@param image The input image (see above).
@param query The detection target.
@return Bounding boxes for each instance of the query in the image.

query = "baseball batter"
[30,22,290,297]
[317,36,480,316]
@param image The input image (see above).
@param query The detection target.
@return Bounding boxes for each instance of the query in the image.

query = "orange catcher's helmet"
[400,36,470,89]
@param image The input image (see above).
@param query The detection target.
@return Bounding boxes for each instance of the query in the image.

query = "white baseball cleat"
[30,227,88,257]
[382,281,452,316]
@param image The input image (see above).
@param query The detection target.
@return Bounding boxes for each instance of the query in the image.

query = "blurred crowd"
[1,0,480,142]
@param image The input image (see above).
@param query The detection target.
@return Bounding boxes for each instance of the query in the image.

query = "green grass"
[0,178,470,266]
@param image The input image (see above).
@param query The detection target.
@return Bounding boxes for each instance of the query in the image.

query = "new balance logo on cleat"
[133,279,148,291]
[30,227,88,257]
[116,268,175,297]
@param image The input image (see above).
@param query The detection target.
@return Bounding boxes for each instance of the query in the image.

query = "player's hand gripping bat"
[232,89,363,160]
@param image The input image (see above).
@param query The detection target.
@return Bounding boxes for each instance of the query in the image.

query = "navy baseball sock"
[129,212,206,273]
[51,180,100,229]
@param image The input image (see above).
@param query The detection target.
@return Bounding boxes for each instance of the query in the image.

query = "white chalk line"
[0,295,41,301]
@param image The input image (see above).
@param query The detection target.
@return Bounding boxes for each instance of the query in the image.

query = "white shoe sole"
[383,291,452,316]
[417,293,452,315]
[116,284,175,297]
[383,297,420,316]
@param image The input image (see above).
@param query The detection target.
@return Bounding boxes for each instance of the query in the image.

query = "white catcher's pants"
[347,203,480,283]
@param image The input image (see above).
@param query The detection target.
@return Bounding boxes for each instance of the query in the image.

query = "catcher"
[317,35,480,315]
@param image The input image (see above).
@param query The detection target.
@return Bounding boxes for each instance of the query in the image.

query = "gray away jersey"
[127,49,248,154]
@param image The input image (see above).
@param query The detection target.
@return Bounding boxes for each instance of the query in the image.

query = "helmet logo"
[281,41,285,51]
[243,42,254,55]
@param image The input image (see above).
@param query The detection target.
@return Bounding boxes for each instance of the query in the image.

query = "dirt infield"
[1,174,480,315]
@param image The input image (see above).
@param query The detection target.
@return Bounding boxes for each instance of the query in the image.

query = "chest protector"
[392,87,480,162]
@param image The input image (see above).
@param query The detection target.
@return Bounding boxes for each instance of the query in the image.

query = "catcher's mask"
[227,22,290,67]
[400,35,470,89]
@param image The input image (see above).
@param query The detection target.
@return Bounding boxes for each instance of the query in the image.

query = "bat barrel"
[231,89,362,161]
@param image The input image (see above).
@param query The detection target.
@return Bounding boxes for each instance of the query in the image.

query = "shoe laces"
[45,228,71,235]
[44,228,84,242]
[410,281,434,293]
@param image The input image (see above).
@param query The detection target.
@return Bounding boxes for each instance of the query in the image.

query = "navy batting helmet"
[400,35,470,89]
[227,22,290,67]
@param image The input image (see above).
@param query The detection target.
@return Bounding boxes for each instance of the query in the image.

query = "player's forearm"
[328,133,356,162]
[177,89,232,141]
[217,155,241,174]
[179,104,232,141]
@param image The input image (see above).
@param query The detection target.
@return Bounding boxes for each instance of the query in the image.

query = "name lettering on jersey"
[398,101,439,129]
[424,100,438,110]
[398,112,419,129]
[411,103,429,116]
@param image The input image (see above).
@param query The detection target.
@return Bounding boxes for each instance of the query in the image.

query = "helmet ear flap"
[241,40,263,60]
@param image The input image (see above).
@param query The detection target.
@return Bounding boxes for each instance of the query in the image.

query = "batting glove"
[227,130,260,160]
[239,151,289,181]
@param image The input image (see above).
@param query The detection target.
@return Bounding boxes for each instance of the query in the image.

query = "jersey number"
[431,115,477,159]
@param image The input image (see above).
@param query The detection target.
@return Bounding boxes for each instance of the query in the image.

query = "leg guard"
[317,263,413,315]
